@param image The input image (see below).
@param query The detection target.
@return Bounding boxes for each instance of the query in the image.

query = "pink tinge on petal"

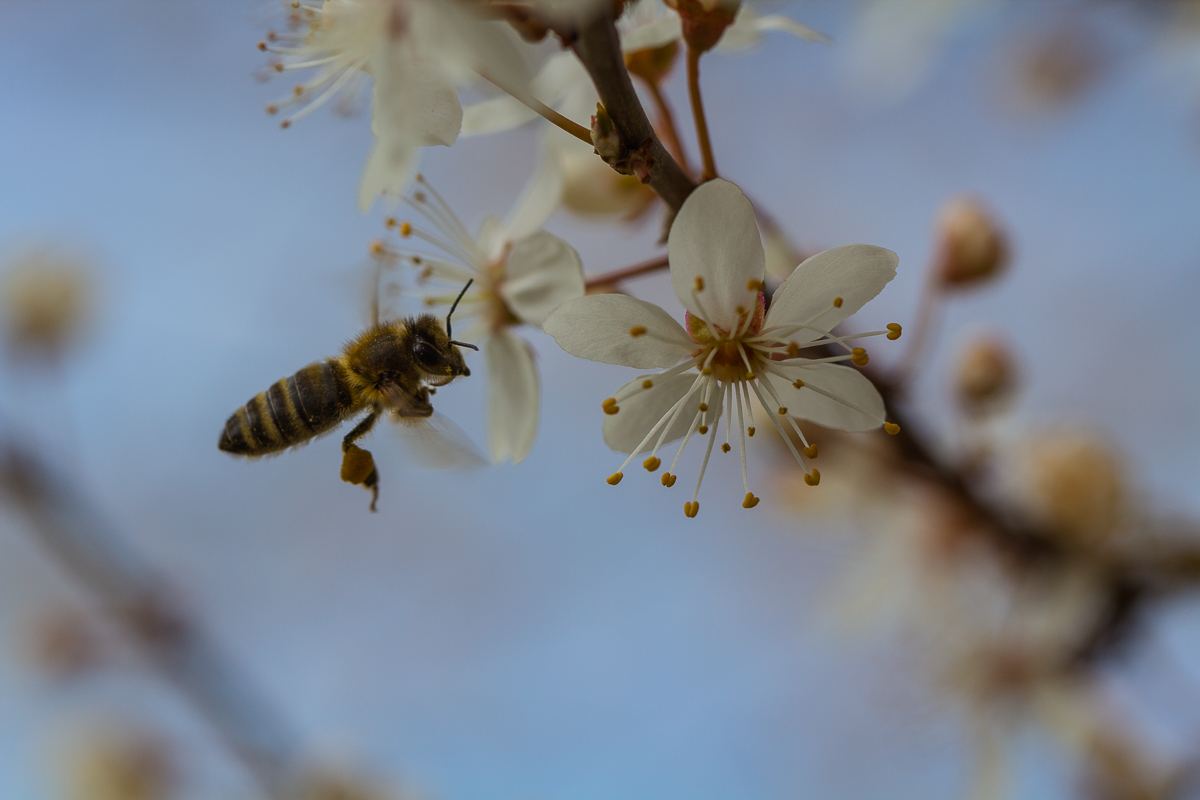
[684,291,765,344]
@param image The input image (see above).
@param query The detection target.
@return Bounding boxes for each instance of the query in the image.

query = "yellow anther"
[786,342,800,358]
[602,398,620,415]
[399,221,413,237]
[735,305,746,316]
[884,422,900,435]
[368,239,385,256]
[721,443,731,453]
[257,40,268,51]
[693,276,705,291]
[698,403,708,412]
[804,469,821,486]
[803,444,818,459]
[748,427,756,437]
[643,456,661,472]
[777,407,788,415]
[265,104,278,115]
[702,367,713,375]
[698,425,709,435]
[887,323,903,340]
[851,348,869,367]
[293,84,304,96]
[279,119,292,129]
[684,501,699,518]
[629,325,647,337]
[642,379,653,389]
[413,191,426,203]
[745,372,755,380]
[607,472,624,485]
[742,492,760,509]
[793,379,805,389]
[747,279,764,291]
[833,297,844,308]
[661,472,677,487]
[274,63,283,72]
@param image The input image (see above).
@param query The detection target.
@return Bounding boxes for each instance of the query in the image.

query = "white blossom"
[543,179,900,516]
[378,177,585,464]
[260,0,531,210]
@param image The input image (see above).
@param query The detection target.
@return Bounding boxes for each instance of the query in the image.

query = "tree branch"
[571,12,696,212]
[0,442,298,797]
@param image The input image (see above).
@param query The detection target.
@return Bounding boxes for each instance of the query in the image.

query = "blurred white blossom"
[380,177,584,464]
[261,0,532,209]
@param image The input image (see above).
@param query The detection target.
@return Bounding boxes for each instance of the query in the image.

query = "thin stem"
[893,266,942,386]
[477,69,592,144]
[584,254,670,290]
[686,46,717,181]
[639,76,692,177]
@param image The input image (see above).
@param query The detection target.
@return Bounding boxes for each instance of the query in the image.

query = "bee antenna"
[446,278,473,340]
[451,340,479,351]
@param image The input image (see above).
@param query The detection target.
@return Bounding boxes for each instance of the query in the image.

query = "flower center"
[706,341,757,383]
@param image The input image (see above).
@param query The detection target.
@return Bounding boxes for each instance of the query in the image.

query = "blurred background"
[1,1,1199,798]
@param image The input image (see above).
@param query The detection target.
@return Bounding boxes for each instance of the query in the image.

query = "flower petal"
[717,8,830,52]
[461,95,537,136]
[500,232,585,327]
[358,138,419,212]
[620,14,682,52]
[765,363,885,431]
[503,135,567,240]
[543,295,692,369]
[668,178,765,332]
[764,244,898,341]
[486,330,540,464]
[603,372,721,454]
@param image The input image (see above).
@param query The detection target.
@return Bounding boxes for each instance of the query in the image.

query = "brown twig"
[685,46,718,180]
[639,78,692,178]
[571,11,696,211]
[585,254,670,290]
[0,442,298,797]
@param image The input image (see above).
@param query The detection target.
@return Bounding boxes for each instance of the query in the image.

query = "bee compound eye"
[413,340,437,366]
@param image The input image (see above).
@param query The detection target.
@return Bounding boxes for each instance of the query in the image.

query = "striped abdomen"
[219,359,360,457]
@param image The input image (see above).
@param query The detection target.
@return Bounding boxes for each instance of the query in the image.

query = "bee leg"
[341,411,381,511]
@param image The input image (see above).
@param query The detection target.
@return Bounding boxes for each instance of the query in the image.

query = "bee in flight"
[218,280,479,511]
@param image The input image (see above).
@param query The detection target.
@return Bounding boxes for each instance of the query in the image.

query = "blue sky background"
[1,1,1199,799]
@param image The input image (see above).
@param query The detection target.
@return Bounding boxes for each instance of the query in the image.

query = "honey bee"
[218,280,479,510]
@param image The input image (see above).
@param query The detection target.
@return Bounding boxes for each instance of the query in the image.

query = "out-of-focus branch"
[0,441,298,797]
[585,254,670,291]
[571,11,696,212]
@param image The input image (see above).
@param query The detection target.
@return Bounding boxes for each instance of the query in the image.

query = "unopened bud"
[625,41,680,86]
[934,197,1009,288]
[668,0,740,53]
[591,103,621,162]
[2,249,93,362]
[559,150,656,218]
[1021,429,1125,545]
[955,336,1018,412]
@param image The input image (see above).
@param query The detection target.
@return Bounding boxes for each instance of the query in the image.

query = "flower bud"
[65,729,173,800]
[560,149,657,217]
[954,335,1018,413]
[934,197,1009,289]
[666,0,740,53]
[1020,429,1125,546]
[625,40,680,86]
[2,249,93,362]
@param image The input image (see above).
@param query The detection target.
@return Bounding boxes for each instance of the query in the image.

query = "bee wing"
[390,412,487,470]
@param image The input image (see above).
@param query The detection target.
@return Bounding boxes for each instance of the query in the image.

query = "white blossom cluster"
[258,0,902,513]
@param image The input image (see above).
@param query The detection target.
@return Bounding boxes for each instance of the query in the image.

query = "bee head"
[408,315,473,386]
